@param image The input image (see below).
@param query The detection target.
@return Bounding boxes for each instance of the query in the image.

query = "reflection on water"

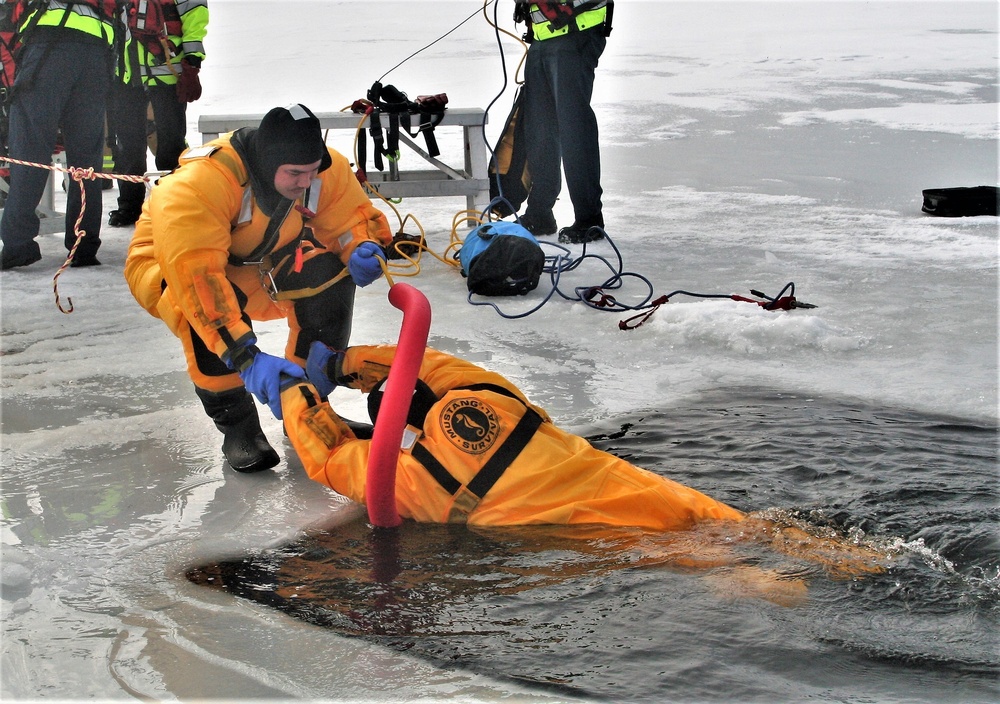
[188,390,999,703]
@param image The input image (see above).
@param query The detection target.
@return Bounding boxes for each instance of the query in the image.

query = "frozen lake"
[2,2,997,702]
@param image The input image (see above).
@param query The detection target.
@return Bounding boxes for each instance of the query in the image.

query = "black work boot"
[108,208,141,227]
[518,210,557,237]
[195,387,280,473]
[1,241,42,270]
[558,214,606,244]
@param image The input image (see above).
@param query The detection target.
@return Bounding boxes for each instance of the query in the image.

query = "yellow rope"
[481,0,528,85]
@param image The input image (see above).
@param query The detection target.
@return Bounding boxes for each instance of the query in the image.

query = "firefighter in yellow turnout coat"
[125,104,393,474]
[282,344,744,529]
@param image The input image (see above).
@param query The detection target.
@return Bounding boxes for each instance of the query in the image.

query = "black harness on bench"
[355,81,447,176]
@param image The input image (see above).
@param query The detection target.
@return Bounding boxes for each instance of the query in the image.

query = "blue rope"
[465,226,659,319]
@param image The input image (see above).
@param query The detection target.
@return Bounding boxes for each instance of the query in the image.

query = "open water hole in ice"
[186,389,999,704]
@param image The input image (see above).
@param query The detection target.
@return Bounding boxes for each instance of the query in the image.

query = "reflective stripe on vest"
[143,61,178,80]
[530,1,607,41]
[30,2,116,45]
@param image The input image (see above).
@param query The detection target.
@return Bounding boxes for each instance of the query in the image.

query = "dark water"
[188,390,999,703]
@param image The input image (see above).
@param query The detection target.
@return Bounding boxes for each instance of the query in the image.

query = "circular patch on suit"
[439,397,501,454]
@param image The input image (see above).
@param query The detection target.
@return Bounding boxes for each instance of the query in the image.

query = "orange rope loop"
[53,166,97,314]
[0,156,152,313]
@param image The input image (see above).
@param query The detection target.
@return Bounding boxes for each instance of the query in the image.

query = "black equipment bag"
[459,221,544,297]
[921,186,999,217]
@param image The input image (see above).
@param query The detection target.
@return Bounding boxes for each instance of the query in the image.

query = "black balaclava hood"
[231,103,333,216]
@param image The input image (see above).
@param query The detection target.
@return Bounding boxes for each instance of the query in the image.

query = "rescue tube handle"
[365,283,432,528]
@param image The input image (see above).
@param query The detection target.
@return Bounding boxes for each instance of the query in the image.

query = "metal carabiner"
[259,263,279,302]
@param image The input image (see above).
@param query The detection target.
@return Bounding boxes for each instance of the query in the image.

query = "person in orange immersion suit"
[278,342,890,606]
[282,343,745,529]
[125,104,393,474]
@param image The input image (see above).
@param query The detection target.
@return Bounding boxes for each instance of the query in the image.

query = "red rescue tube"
[365,283,432,528]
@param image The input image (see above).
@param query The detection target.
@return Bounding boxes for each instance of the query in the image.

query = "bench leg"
[464,123,490,217]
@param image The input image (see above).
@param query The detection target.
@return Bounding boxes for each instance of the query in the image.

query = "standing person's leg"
[60,41,112,265]
[0,41,66,268]
[108,80,150,226]
[520,40,562,235]
[147,84,188,171]
[553,30,606,235]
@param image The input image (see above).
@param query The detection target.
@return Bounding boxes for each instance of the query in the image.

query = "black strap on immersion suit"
[226,196,294,266]
[224,128,300,267]
[225,191,345,302]
[403,382,544,523]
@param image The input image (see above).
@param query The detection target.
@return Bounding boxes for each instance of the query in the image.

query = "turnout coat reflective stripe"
[124,134,392,371]
[281,345,745,529]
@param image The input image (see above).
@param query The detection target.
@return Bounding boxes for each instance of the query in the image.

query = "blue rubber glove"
[238,350,305,420]
[305,341,344,399]
[348,242,386,287]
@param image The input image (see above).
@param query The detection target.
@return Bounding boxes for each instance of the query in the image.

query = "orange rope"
[2,156,149,314]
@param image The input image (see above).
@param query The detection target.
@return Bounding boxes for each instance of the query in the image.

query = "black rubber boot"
[195,387,280,473]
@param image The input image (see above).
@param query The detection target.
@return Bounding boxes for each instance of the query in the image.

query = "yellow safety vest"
[529,1,608,42]
[120,0,208,87]
[23,1,117,46]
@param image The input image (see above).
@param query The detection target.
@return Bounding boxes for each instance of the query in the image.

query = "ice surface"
[1,2,997,701]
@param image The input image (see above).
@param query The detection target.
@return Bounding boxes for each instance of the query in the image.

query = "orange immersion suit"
[281,345,745,529]
[123,134,393,393]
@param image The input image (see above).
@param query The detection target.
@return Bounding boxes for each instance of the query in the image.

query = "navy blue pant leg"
[59,42,112,257]
[523,43,561,217]
[522,29,606,223]
[108,79,150,216]
[0,42,58,257]
[0,39,111,259]
[147,84,188,172]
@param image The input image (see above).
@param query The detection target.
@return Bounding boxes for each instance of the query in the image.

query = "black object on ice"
[921,186,999,217]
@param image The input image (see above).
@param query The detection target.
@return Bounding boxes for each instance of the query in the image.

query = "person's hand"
[348,242,386,287]
[238,350,305,419]
[176,59,202,103]
[305,341,344,399]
